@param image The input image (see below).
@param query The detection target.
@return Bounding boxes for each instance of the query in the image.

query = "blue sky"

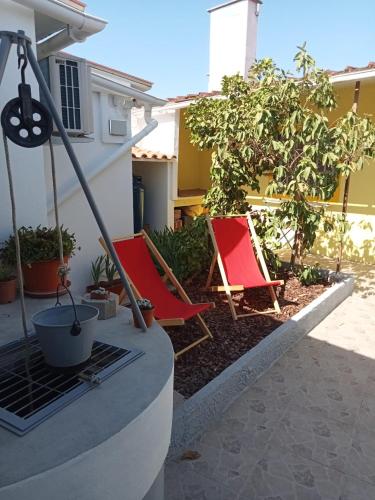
[68,0,375,99]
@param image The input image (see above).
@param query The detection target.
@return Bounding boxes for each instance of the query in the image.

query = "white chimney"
[208,0,261,91]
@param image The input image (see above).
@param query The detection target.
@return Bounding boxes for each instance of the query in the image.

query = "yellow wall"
[177,81,375,263]
[177,109,212,192]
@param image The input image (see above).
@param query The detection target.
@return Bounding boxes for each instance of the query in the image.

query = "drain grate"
[0,336,144,435]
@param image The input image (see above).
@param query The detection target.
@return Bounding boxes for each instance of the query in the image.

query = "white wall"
[133,161,175,231]
[208,0,259,91]
[133,107,177,156]
[0,0,48,241]
[45,91,134,293]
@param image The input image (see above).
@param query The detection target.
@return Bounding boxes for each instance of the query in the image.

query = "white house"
[1,0,165,292]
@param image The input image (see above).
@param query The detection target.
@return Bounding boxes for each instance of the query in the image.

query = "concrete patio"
[165,261,375,499]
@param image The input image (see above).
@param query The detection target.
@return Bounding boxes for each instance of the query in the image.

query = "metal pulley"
[0,38,52,148]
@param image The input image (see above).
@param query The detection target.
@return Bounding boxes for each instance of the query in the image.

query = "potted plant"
[1,226,76,297]
[101,255,122,295]
[0,262,17,304]
[133,298,155,328]
[86,256,123,296]
[86,255,105,293]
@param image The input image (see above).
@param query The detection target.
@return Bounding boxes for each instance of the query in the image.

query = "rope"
[48,138,68,291]
[49,138,64,267]
[3,132,29,341]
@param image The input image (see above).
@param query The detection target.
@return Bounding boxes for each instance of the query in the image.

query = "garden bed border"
[169,272,354,456]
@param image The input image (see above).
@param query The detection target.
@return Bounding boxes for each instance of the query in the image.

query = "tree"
[186,45,375,265]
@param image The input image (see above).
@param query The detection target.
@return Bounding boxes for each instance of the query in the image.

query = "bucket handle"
[55,282,82,336]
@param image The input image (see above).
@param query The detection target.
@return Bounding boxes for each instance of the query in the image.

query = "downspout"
[37,26,88,60]
[47,105,158,211]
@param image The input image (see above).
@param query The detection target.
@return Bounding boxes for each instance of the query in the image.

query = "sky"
[68,0,375,99]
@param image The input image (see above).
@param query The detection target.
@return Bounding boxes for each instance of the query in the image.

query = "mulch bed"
[165,269,330,398]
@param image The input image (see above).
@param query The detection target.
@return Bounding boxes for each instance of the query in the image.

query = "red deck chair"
[100,231,214,359]
[205,213,284,320]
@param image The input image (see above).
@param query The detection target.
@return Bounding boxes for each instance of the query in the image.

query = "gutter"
[37,26,87,59]
[47,106,159,211]
[91,73,165,107]
[13,0,107,35]
[13,0,107,57]
[330,69,375,85]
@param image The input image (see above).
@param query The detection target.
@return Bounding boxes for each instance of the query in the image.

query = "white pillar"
[208,0,260,91]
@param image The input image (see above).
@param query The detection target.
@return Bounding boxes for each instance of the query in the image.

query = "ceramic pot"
[23,257,69,297]
[0,277,17,304]
[133,307,155,328]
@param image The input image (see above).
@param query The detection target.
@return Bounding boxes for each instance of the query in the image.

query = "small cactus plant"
[136,298,154,310]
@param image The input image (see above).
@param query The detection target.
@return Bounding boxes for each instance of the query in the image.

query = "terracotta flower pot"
[0,277,17,304]
[133,307,155,328]
[23,257,69,297]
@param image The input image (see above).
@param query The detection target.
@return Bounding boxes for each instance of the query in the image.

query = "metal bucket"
[32,305,99,368]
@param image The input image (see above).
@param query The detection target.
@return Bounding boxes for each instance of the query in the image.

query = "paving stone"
[165,261,375,500]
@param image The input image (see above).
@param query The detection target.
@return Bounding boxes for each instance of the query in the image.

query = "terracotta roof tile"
[87,60,153,88]
[60,0,86,11]
[327,61,375,76]
[167,63,375,105]
[132,147,176,161]
[167,90,221,103]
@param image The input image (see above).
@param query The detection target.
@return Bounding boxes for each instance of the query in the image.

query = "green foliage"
[298,264,323,286]
[0,261,14,281]
[186,44,375,264]
[1,226,76,266]
[104,255,117,285]
[251,210,282,277]
[91,255,105,287]
[333,111,375,177]
[148,216,213,282]
[186,74,265,215]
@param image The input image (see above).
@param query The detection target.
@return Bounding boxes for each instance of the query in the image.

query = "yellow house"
[134,64,375,265]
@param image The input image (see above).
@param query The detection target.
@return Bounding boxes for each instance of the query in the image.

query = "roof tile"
[132,147,176,161]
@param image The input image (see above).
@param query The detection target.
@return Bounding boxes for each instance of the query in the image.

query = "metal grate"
[57,58,81,130]
[0,336,143,435]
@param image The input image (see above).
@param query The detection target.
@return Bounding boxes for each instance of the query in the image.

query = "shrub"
[0,261,14,281]
[148,216,213,283]
[1,226,77,266]
[298,264,323,286]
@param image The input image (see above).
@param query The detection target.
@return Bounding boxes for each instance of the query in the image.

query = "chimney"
[208,0,261,91]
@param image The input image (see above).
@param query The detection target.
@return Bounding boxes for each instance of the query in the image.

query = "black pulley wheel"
[1,97,53,148]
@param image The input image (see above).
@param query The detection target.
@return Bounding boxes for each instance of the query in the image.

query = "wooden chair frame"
[99,230,214,359]
[205,212,284,321]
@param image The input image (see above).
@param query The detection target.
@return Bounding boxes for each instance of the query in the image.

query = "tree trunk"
[291,226,304,267]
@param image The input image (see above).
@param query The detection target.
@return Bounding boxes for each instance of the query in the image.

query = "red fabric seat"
[211,217,283,289]
[113,236,210,321]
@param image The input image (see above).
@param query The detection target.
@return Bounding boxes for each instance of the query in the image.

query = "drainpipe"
[47,104,158,211]
[37,26,88,60]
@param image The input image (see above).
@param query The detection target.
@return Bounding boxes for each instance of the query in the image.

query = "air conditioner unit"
[39,54,93,136]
